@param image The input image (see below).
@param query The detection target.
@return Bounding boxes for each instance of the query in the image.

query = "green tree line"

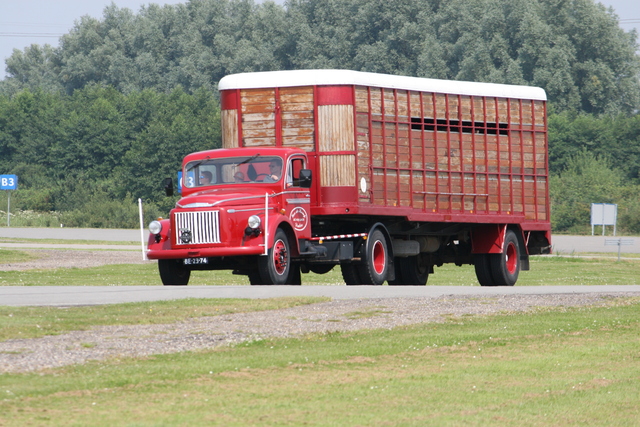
[3,0,639,115]
[1,0,639,232]
[0,86,220,227]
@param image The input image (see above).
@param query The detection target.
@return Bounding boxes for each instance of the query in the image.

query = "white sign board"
[591,203,617,235]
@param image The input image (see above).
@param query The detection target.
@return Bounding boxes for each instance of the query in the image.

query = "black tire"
[490,230,520,286]
[257,228,291,285]
[158,259,191,286]
[397,255,429,286]
[474,253,495,287]
[341,263,363,286]
[308,264,334,275]
[288,262,302,285]
[357,229,390,286]
[248,269,262,285]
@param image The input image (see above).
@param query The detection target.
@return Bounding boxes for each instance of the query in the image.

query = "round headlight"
[148,220,162,235]
[247,215,261,229]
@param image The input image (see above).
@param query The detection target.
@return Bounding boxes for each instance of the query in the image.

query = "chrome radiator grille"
[174,210,221,245]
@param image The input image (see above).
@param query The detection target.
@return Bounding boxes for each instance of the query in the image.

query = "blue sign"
[0,175,18,190]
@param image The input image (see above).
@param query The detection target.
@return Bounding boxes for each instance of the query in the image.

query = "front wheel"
[257,228,292,285]
[158,259,191,286]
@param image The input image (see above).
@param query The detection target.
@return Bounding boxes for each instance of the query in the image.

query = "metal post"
[617,239,622,262]
[263,192,269,255]
[6,191,10,227]
[138,198,147,261]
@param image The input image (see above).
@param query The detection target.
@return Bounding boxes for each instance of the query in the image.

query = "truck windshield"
[184,156,283,188]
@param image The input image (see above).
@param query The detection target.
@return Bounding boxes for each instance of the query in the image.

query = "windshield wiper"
[237,153,260,166]
[186,156,211,172]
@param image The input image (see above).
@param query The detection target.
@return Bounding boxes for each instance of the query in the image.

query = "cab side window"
[288,158,305,187]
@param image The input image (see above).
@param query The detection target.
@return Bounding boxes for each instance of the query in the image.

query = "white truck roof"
[218,69,547,101]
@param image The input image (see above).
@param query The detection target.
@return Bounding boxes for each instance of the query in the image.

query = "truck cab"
[147,147,312,285]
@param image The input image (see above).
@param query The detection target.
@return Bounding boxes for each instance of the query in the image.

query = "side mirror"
[163,177,174,196]
[299,169,312,188]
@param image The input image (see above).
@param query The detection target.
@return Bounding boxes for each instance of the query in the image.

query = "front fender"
[263,216,300,255]
[147,219,172,251]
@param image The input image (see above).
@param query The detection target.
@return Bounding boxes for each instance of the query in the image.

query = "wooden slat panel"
[496,98,509,123]
[460,96,472,122]
[243,137,276,147]
[396,90,409,118]
[383,89,396,117]
[473,97,485,122]
[282,137,314,152]
[222,109,238,149]
[369,88,383,116]
[243,128,275,138]
[398,170,411,207]
[534,101,545,127]
[241,89,275,114]
[320,155,356,187]
[242,119,275,131]
[447,95,460,120]
[509,99,521,125]
[279,86,313,105]
[281,87,315,152]
[434,93,447,118]
[242,112,275,123]
[355,87,370,113]
[318,105,355,152]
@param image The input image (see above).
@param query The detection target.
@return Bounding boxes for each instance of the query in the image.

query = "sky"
[0,0,638,79]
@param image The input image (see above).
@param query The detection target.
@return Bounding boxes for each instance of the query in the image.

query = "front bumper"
[147,245,265,260]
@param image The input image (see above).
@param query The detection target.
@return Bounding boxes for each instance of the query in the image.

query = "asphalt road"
[1,227,639,306]
[2,285,640,307]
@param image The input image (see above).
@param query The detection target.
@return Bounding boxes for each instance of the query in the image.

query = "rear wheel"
[396,255,429,286]
[357,229,390,286]
[158,259,191,286]
[341,263,363,285]
[490,230,520,286]
[474,253,495,286]
[308,264,334,275]
[474,230,521,286]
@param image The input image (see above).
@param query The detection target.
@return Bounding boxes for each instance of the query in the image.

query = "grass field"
[1,297,639,426]
[2,248,640,425]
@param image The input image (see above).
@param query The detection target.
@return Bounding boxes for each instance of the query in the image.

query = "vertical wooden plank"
[281,86,315,152]
[320,155,356,187]
[221,109,238,149]
[240,88,276,147]
[318,105,355,152]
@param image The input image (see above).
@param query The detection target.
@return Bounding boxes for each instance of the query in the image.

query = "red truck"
[147,70,551,286]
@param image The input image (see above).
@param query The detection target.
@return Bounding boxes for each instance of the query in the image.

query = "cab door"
[283,156,311,239]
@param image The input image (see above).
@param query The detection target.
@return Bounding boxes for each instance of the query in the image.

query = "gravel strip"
[2,292,636,374]
[1,249,146,271]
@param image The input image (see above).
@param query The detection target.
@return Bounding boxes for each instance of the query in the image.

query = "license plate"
[183,257,208,265]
